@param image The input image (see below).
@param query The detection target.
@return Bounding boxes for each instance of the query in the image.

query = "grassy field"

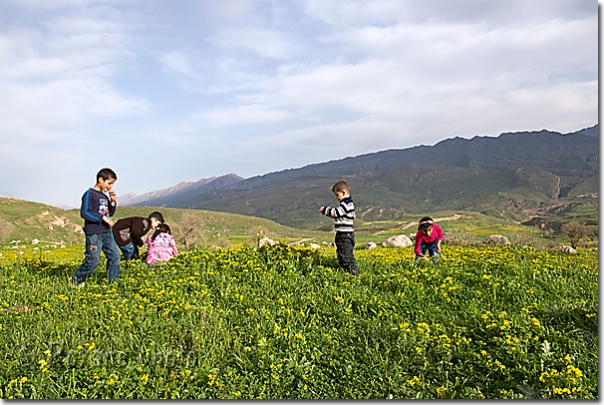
[353,210,590,248]
[0,197,592,255]
[0,243,597,399]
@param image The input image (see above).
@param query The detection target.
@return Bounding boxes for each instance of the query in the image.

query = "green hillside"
[0,198,330,249]
[567,175,599,197]
[136,128,597,231]
[0,198,84,244]
[172,164,596,234]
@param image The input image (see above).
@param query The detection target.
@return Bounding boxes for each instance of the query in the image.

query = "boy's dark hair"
[332,180,351,194]
[97,168,117,181]
[151,223,171,242]
[148,211,165,223]
[418,216,434,230]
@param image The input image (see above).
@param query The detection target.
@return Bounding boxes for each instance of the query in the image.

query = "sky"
[0,0,598,209]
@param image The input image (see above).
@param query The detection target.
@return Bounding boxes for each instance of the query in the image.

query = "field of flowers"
[0,244,598,399]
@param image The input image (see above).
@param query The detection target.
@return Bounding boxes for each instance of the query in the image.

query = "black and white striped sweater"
[322,196,355,233]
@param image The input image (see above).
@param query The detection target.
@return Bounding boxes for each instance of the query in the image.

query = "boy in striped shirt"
[319,180,358,276]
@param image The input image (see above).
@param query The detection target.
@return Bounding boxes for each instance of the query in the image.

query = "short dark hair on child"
[97,168,117,181]
[149,211,165,223]
[332,180,351,194]
[418,216,433,230]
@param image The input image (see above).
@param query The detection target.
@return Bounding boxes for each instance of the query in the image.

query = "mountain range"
[123,125,599,229]
[120,174,244,207]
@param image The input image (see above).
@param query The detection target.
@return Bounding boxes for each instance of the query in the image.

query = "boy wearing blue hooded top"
[70,168,120,287]
[319,180,359,276]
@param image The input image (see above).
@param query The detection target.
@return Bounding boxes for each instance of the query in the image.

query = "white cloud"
[195,0,257,22]
[6,0,116,10]
[197,104,291,127]
[159,51,200,78]
[212,27,301,59]
[0,4,148,139]
[300,0,409,27]
[243,119,411,151]
[301,0,594,27]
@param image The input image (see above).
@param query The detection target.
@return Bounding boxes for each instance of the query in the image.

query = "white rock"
[32,239,39,245]
[309,243,321,249]
[559,245,577,254]
[258,236,276,248]
[366,242,377,250]
[382,235,413,248]
[482,234,511,246]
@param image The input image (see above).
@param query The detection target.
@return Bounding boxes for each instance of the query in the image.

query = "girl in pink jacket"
[146,224,179,265]
[414,216,444,263]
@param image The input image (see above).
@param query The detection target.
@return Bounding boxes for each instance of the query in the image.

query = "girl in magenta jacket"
[414,216,444,263]
[146,224,179,265]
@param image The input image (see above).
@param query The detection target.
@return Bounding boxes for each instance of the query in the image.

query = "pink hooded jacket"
[146,232,179,264]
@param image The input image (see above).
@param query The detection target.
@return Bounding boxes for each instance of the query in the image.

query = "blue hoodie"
[80,188,116,235]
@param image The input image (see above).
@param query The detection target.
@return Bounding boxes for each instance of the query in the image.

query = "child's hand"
[108,190,117,204]
[319,206,325,213]
[103,216,114,227]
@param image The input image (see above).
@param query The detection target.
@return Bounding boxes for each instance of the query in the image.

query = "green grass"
[0,244,598,399]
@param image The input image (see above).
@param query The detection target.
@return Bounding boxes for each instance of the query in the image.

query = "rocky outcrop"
[382,235,413,248]
[559,245,577,254]
[482,234,511,246]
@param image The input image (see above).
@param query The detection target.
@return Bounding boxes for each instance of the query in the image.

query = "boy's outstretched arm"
[322,201,353,218]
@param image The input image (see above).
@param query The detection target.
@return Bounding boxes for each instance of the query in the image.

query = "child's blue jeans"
[119,241,139,261]
[72,232,121,284]
[415,240,439,263]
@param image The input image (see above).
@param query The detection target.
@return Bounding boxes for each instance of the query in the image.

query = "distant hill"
[120,174,244,206]
[570,124,599,137]
[126,125,599,229]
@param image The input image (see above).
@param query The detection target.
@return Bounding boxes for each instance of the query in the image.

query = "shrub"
[172,212,205,251]
[560,221,588,249]
[0,217,14,243]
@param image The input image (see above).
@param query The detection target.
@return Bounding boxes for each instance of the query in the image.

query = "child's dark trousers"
[335,231,358,276]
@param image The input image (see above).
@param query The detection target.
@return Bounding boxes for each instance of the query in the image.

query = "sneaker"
[69,278,85,288]
[345,268,359,276]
